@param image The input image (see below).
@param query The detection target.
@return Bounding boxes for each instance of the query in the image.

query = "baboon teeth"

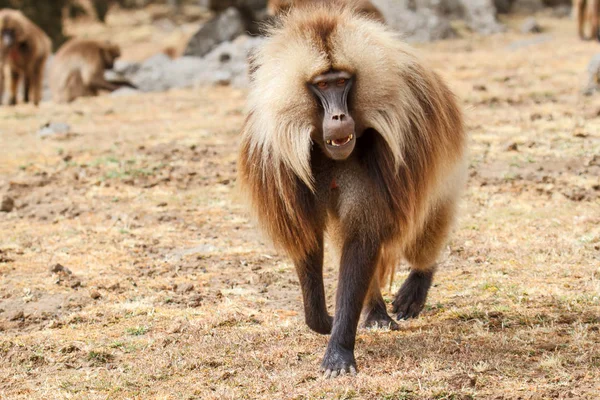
[329,134,353,147]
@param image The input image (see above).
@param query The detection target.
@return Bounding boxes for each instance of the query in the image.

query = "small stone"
[175,283,194,293]
[70,279,82,289]
[90,290,101,299]
[50,263,72,275]
[0,196,14,212]
[37,122,71,138]
[9,310,24,321]
[167,319,185,334]
[506,142,519,151]
[520,18,542,34]
[188,294,203,308]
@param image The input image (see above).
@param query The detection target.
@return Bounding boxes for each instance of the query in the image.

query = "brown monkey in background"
[574,0,600,41]
[0,9,51,106]
[50,39,126,103]
[238,2,466,377]
[267,0,385,23]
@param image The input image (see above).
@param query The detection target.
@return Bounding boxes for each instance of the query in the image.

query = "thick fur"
[238,2,466,375]
[267,0,385,23]
[0,9,51,106]
[50,39,122,103]
[575,0,600,41]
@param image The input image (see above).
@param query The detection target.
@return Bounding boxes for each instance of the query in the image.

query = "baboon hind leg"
[393,198,457,320]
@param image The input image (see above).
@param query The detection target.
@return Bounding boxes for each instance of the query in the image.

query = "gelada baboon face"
[101,42,121,69]
[0,12,27,50]
[308,70,356,160]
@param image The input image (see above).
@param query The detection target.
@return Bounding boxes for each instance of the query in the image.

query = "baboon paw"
[320,345,357,378]
[392,270,433,320]
[307,314,333,335]
[362,311,399,331]
[392,294,425,320]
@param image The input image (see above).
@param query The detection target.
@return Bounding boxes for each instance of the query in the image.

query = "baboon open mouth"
[326,134,354,147]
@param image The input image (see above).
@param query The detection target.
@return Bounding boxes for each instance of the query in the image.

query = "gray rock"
[121,54,172,92]
[508,34,553,50]
[372,0,457,42]
[512,0,544,12]
[199,0,267,12]
[37,122,71,138]
[373,0,504,40]
[110,87,141,97]
[113,60,140,76]
[520,17,542,33]
[183,7,246,57]
[493,0,515,13]
[460,0,505,35]
[194,35,265,88]
[541,0,570,5]
[583,53,600,96]
[552,4,571,18]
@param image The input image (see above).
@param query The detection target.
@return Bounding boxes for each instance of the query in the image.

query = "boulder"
[193,35,265,88]
[183,7,246,57]
[459,0,505,35]
[372,0,457,42]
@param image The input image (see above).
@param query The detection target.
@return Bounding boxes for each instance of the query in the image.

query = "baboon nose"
[331,114,346,121]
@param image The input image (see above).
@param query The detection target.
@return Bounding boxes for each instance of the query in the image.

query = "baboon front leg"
[577,0,587,40]
[393,199,455,320]
[321,236,380,377]
[9,70,20,106]
[362,271,399,330]
[91,78,121,92]
[0,67,4,106]
[30,61,45,106]
[591,2,600,42]
[23,76,30,104]
[294,235,332,335]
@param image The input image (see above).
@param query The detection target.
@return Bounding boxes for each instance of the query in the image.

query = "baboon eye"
[337,78,346,86]
[317,81,328,89]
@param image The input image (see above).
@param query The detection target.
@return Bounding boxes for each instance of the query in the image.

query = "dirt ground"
[1,8,599,400]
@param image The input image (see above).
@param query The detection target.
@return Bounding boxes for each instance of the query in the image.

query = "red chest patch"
[9,47,20,62]
[330,179,338,190]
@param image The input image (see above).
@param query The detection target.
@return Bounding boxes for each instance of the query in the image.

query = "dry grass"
[1,10,599,400]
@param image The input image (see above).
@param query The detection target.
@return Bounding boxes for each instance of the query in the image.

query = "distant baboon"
[574,0,600,41]
[50,39,126,103]
[239,2,466,377]
[267,0,385,23]
[0,9,51,106]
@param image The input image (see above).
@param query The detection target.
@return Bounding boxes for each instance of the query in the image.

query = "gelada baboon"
[50,39,124,103]
[0,9,51,106]
[267,0,385,23]
[238,2,466,377]
[574,0,600,41]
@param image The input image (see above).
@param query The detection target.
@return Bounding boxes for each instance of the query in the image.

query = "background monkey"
[238,2,466,377]
[50,38,127,103]
[267,0,385,23]
[574,0,600,41]
[0,9,51,106]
